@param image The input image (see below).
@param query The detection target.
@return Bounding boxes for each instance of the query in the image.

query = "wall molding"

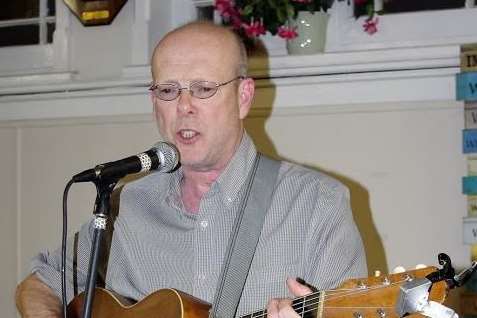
[0,99,463,129]
[0,44,461,122]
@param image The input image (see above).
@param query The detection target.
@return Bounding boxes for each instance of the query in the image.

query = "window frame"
[326,1,477,52]
[0,0,70,75]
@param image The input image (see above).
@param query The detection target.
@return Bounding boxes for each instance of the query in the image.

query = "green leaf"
[242,4,253,16]
[286,3,296,19]
[366,2,374,17]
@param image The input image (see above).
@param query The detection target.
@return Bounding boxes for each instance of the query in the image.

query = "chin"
[180,156,203,169]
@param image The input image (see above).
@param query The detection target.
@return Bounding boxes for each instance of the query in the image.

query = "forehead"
[152,28,239,81]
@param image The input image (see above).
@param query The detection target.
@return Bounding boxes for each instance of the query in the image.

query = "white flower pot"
[287,11,328,55]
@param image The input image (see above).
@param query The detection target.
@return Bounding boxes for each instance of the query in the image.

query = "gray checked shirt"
[31,132,367,316]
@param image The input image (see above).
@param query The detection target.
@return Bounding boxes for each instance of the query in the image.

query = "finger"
[277,298,299,318]
[286,277,313,297]
[267,298,279,318]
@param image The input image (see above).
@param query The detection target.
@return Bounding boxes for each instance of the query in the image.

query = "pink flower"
[354,0,368,5]
[241,19,266,38]
[215,0,232,15]
[277,26,298,39]
[215,0,239,19]
[215,0,231,14]
[215,0,242,29]
[230,14,242,29]
[363,16,379,35]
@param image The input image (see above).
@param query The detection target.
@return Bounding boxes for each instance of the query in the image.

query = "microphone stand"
[81,177,118,318]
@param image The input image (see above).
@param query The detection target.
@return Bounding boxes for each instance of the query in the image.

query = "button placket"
[200,220,208,228]
[193,192,217,300]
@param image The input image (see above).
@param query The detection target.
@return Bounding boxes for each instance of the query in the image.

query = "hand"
[266,278,313,318]
[16,273,62,318]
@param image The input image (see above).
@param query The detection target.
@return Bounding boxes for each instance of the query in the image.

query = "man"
[16,22,367,317]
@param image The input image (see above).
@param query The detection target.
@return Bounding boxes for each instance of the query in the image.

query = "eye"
[198,84,214,93]
[153,83,180,100]
[192,82,217,98]
[157,84,179,96]
[159,87,174,94]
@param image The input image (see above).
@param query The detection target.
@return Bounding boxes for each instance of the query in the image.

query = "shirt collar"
[166,131,257,210]
[166,167,184,211]
[215,131,257,208]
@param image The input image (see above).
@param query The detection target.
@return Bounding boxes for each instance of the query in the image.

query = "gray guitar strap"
[210,153,281,318]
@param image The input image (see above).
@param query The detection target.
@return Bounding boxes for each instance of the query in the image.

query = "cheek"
[208,108,241,139]
[153,103,175,136]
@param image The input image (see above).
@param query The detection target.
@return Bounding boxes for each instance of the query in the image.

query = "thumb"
[286,277,313,297]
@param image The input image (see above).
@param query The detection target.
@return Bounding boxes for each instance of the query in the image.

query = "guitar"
[67,266,451,318]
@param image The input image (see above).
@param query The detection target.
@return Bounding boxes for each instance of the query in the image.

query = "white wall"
[0,127,18,318]
[68,0,133,80]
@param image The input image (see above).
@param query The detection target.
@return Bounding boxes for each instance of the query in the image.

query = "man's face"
[151,30,249,172]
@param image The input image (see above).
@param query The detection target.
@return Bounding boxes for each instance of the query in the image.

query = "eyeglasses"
[149,76,244,101]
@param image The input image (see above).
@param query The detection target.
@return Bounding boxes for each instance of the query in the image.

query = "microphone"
[72,142,179,183]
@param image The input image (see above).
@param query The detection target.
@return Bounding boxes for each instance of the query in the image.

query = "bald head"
[151,22,247,81]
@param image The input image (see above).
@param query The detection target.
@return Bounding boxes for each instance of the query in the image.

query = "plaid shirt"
[32,132,367,316]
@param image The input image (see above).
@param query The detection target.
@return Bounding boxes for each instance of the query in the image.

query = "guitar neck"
[240,291,323,318]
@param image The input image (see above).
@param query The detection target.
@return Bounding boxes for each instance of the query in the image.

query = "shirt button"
[200,220,208,228]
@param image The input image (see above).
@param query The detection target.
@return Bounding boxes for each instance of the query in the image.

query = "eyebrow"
[156,78,210,85]
[156,79,180,85]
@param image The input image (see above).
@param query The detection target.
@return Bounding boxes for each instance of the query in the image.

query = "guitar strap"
[210,152,281,318]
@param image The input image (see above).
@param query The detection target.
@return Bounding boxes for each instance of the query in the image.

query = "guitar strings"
[244,278,412,318]
[292,280,408,312]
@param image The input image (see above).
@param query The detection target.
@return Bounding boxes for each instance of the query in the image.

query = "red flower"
[215,1,239,19]
[215,0,232,15]
[354,0,368,5]
[277,26,298,39]
[230,14,242,29]
[363,16,379,35]
[242,20,266,37]
[215,0,242,29]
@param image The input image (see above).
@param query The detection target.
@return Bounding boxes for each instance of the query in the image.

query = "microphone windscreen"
[152,142,180,172]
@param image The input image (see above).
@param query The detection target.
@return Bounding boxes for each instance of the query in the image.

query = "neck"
[180,131,245,213]
[180,167,222,213]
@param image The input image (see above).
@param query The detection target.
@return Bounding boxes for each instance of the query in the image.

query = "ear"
[238,77,255,120]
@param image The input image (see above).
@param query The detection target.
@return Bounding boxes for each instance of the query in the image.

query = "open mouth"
[177,129,200,144]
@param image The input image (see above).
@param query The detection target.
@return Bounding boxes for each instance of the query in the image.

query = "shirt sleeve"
[304,181,368,290]
[30,219,95,304]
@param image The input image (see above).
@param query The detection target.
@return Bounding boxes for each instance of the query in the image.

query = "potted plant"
[215,0,333,54]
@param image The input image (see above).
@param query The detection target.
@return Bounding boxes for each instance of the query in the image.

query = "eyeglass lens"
[151,77,242,101]
[152,81,217,101]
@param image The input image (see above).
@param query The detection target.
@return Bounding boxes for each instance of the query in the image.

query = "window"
[0,0,56,47]
[196,5,215,21]
[0,0,70,75]
[327,1,477,52]
[383,0,466,13]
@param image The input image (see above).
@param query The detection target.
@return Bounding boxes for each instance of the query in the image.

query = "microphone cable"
[61,179,74,318]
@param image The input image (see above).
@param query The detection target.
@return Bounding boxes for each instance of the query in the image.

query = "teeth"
[180,130,197,139]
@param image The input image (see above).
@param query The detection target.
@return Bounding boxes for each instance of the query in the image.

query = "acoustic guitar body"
[67,288,211,318]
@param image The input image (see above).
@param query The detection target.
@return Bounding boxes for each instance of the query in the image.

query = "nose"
[176,88,195,115]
